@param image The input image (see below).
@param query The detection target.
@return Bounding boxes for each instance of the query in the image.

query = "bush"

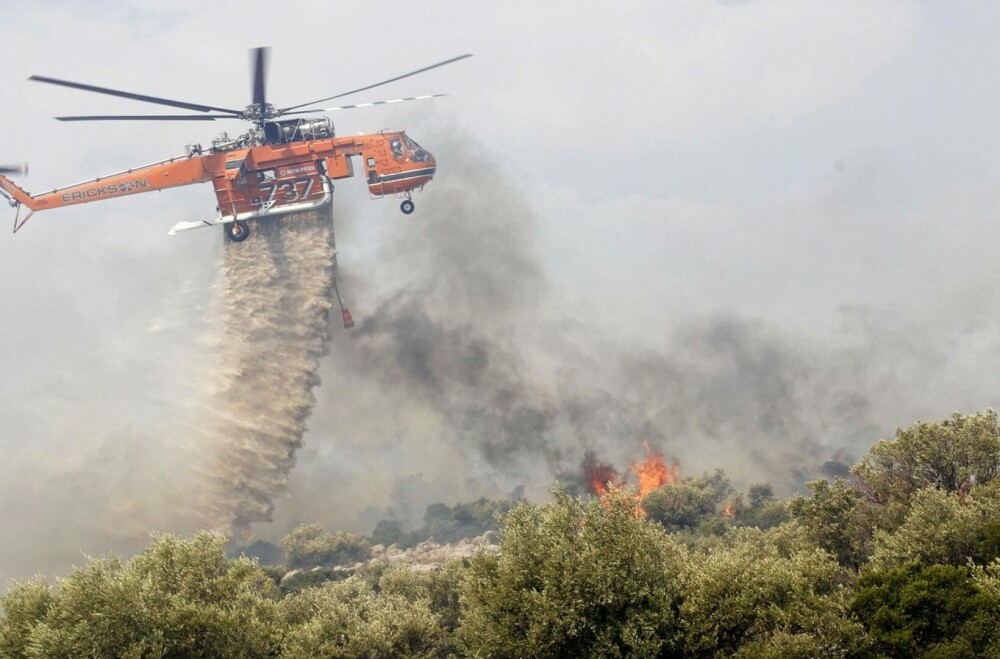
[278,567,351,596]
[642,470,734,532]
[0,577,54,657]
[375,561,466,632]
[0,532,282,658]
[280,577,446,658]
[281,524,371,569]
[460,487,686,658]
[680,525,862,657]
[853,411,1000,515]
[870,484,1000,570]
[851,561,1000,657]
[788,478,874,569]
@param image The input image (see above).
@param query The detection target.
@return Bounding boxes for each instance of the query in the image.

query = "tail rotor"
[0,163,27,176]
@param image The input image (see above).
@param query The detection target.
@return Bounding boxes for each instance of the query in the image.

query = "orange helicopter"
[0,48,470,243]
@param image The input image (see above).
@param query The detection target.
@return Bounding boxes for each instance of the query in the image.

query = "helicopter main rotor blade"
[252,47,269,108]
[30,75,243,115]
[54,114,238,121]
[281,94,448,116]
[0,163,27,175]
[281,54,472,112]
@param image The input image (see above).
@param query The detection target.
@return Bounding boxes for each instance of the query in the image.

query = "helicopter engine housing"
[263,117,335,145]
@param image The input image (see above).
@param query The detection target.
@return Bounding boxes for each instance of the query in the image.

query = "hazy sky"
[4,1,1000,582]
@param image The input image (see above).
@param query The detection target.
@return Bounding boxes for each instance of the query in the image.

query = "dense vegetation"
[4,411,1000,657]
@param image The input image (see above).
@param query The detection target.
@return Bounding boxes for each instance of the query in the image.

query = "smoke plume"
[271,136,970,536]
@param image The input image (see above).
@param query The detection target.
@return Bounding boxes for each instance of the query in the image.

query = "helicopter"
[0,48,471,242]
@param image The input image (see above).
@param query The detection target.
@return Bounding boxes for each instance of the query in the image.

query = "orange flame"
[584,452,625,498]
[719,495,736,518]
[631,442,679,499]
[584,444,680,514]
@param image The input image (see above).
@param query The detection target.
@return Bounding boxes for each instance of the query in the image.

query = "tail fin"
[0,170,39,233]
[0,173,38,210]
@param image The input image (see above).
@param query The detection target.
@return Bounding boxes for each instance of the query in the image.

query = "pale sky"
[4,1,1000,582]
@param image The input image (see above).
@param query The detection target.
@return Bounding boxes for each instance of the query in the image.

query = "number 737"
[258,176,315,203]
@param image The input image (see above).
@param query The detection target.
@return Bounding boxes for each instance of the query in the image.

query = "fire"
[583,452,625,497]
[720,495,736,518]
[584,444,679,514]
[632,442,679,498]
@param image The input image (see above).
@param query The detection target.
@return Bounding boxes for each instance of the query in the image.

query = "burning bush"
[641,470,734,532]
[584,445,679,502]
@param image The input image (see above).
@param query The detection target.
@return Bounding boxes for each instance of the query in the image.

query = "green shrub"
[680,525,862,657]
[853,411,1000,517]
[280,524,371,569]
[642,470,734,532]
[280,577,445,658]
[789,478,874,568]
[459,487,686,658]
[0,532,282,658]
[851,561,1000,658]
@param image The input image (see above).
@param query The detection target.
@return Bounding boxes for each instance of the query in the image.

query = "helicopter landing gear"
[225,219,250,242]
[400,199,415,215]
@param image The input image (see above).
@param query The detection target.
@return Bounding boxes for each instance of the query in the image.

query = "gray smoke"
[269,135,952,537]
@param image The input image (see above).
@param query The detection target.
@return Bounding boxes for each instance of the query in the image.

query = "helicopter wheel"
[225,220,250,243]
[400,199,415,215]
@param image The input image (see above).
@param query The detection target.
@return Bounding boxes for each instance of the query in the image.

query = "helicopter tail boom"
[0,174,39,210]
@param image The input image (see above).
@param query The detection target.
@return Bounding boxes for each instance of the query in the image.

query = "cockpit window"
[403,135,431,163]
[390,137,405,161]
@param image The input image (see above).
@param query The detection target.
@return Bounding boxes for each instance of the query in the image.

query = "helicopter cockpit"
[389,134,433,164]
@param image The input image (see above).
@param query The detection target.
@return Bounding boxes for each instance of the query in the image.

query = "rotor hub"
[242,102,278,123]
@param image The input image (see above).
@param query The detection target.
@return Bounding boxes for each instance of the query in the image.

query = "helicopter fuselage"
[0,125,435,233]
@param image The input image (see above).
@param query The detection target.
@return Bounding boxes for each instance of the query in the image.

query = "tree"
[369,519,417,549]
[853,411,1000,516]
[0,532,282,658]
[788,478,874,569]
[281,524,371,569]
[870,483,1000,570]
[280,577,445,658]
[735,482,789,530]
[642,470,734,532]
[375,561,466,633]
[680,525,863,657]
[421,497,508,544]
[851,561,1000,658]
[460,487,686,658]
[0,578,54,658]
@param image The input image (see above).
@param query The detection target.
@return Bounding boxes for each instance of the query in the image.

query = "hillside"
[4,410,1000,657]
